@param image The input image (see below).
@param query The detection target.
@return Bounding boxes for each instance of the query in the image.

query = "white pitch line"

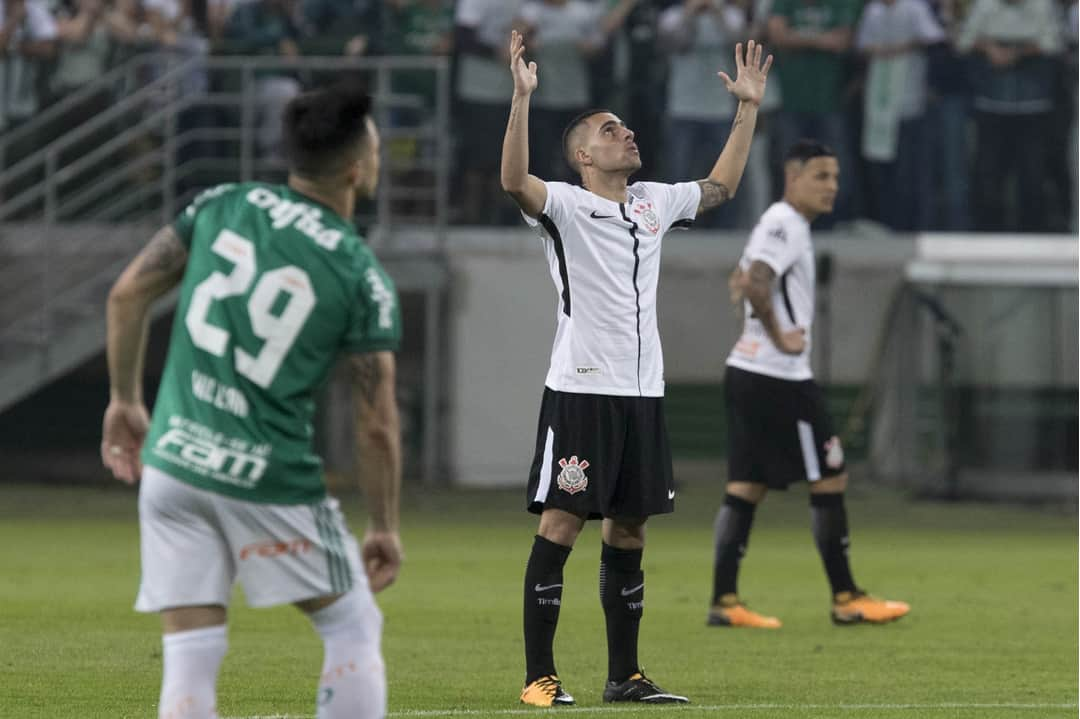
[225,702,1078,719]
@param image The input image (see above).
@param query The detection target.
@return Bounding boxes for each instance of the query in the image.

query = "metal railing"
[1,53,452,233]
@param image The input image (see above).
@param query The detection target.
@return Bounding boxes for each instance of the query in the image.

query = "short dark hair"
[561,108,612,171]
[283,85,373,177]
[784,139,835,164]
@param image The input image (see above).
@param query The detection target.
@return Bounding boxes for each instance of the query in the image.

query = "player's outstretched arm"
[696,40,773,216]
[350,350,403,593]
[101,225,188,484]
[742,260,805,355]
[500,29,547,219]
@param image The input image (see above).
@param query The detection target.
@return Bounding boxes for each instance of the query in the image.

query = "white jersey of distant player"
[727,200,816,381]
[524,180,701,397]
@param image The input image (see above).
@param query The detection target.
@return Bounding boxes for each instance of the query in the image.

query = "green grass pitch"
[0,478,1076,718]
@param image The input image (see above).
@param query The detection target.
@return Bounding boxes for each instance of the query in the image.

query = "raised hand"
[718,39,773,106]
[508,30,538,97]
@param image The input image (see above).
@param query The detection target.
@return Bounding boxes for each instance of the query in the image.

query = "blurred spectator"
[453,0,523,223]
[515,0,637,182]
[300,0,383,56]
[1066,0,1077,231]
[924,0,972,230]
[224,0,302,160]
[740,0,783,225]
[386,0,452,112]
[658,0,749,228]
[956,0,1062,232]
[0,0,58,132]
[50,0,110,104]
[855,0,944,231]
[144,0,211,95]
[767,0,860,224]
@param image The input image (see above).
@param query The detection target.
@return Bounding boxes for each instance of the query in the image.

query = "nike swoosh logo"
[534,583,563,592]
[668,490,676,500]
[590,210,614,219]
[620,583,645,597]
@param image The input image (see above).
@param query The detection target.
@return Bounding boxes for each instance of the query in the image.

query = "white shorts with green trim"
[135,466,366,612]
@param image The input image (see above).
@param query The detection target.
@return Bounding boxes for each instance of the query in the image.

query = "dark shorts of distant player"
[725,365,846,490]
[526,387,675,520]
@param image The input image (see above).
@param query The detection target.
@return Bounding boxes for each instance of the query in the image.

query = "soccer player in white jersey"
[100,86,403,719]
[708,139,910,629]
[500,29,772,706]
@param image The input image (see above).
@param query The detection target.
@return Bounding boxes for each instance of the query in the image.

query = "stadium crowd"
[1,0,1076,232]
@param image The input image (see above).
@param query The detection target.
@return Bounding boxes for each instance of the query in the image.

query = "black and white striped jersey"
[727,200,816,381]
[523,180,701,397]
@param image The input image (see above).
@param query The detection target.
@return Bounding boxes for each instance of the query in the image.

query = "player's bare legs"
[158,606,228,719]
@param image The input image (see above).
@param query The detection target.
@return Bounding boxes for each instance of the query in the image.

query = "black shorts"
[725,365,846,490]
[526,388,675,520]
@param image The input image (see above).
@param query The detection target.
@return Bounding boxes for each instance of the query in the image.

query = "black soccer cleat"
[602,672,689,704]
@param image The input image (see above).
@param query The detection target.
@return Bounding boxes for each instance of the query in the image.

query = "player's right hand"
[778,327,807,355]
[362,530,403,593]
[100,400,150,484]
[509,30,538,97]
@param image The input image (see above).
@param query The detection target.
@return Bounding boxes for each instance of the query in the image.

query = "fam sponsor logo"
[556,455,589,495]
[155,417,270,488]
[239,538,312,561]
[246,187,344,251]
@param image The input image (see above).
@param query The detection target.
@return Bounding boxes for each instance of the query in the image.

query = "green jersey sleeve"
[172,183,238,248]
[342,252,403,354]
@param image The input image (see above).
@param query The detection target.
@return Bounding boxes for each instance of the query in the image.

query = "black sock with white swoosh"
[600,543,644,683]
[524,535,571,685]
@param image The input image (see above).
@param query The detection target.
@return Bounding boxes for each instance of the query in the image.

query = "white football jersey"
[524,180,701,397]
[726,200,816,381]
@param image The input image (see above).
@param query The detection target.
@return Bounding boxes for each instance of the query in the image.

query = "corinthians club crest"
[631,200,660,234]
[556,456,590,495]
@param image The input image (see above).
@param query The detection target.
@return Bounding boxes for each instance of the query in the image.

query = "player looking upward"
[710,139,910,629]
[101,85,403,719]
[500,29,772,707]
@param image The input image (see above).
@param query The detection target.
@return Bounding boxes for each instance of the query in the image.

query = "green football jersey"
[142,183,402,504]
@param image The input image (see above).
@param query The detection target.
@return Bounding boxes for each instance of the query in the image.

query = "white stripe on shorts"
[797,419,822,482]
[533,426,555,505]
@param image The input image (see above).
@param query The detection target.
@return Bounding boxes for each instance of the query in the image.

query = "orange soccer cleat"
[520,675,575,707]
[706,594,782,629]
[831,590,911,625]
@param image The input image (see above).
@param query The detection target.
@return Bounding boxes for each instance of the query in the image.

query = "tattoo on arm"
[349,354,382,408]
[696,179,731,215]
[136,226,188,278]
[730,104,745,132]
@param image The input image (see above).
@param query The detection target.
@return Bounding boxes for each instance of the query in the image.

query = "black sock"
[711,493,757,604]
[599,542,643,684]
[810,492,857,596]
[524,535,571,685]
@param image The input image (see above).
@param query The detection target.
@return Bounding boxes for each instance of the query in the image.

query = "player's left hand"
[101,400,149,484]
[718,39,773,106]
[362,530,404,593]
